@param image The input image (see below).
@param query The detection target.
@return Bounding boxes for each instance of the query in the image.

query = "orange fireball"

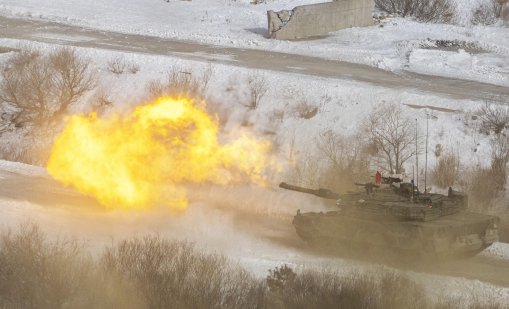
[47,97,274,210]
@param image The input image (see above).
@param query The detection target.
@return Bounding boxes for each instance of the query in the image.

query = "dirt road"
[1,16,508,101]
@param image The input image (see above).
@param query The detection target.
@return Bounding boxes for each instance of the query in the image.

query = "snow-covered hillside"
[0,0,508,85]
[0,1,508,306]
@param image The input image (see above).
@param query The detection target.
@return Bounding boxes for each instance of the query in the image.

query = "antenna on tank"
[415,118,419,193]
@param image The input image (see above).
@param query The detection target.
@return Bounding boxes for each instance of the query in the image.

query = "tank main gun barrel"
[279,182,340,200]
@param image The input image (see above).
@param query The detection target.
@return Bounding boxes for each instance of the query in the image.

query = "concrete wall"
[267,0,374,40]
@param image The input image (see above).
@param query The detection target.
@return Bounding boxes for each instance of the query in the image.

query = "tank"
[280,179,499,259]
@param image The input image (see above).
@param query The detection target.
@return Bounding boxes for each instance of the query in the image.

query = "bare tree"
[314,130,369,190]
[0,47,96,129]
[366,104,416,174]
[0,49,53,127]
[50,48,96,119]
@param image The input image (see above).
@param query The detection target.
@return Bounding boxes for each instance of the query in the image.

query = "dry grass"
[432,150,459,188]
[465,166,505,210]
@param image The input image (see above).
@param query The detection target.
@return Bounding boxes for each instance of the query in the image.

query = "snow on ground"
[0,0,508,86]
[0,35,498,177]
[0,159,47,178]
[482,242,509,261]
[0,2,508,305]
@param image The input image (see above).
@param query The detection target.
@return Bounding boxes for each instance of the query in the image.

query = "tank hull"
[293,210,499,258]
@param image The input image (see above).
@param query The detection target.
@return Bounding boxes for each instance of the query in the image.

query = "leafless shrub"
[268,265,429,309]
[0,47,96,129]
[128,62,141,74]
[479,101,509,135]
[107,57,140,74]
[88,88,114,115]
[366,103,416,174]
[375,0,454,23]
[101,235,268,309]
[0,47,96,164]
[471,0,502,25]
[243,75,267,110]
[432,150,459,188]
[0,224,84,308]
[107,57,127,74]
[316,130,369,190]
[292,99,319,119]
[147,66,212,100]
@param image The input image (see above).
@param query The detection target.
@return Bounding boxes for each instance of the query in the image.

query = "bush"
[375,0,454,23]
[101,235,268,309]
[107,57,140,74]
[0,47,96,164]
[479,101,509,135]
[147,66,212,100]
[1,223,507,309]
[0,224,81,308]
[267,266,429,309]
[292,99,319,119]
[243,75,268,110]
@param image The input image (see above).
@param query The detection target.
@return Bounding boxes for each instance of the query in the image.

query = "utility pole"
[425,113,429,193]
